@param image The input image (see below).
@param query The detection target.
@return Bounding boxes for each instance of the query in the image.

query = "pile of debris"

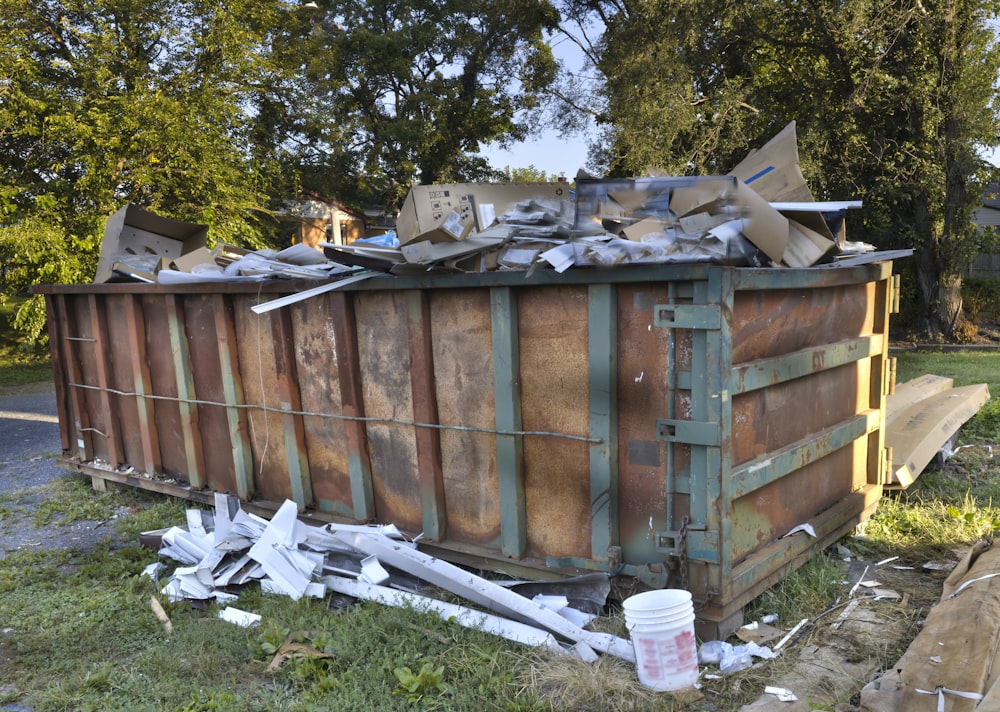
[97,122,894,287]
[143,494,635,664]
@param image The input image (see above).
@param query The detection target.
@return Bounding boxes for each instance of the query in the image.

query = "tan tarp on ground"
[860,539,1000,711]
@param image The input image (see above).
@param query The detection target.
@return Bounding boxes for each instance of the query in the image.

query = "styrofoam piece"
[218,606,261,627]
[324,575,567,655]
[334,531,636,663]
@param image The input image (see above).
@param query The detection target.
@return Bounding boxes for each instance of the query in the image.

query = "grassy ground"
[2,306,999,709]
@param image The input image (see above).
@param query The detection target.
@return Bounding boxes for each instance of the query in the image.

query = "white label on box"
[442,210,465,238]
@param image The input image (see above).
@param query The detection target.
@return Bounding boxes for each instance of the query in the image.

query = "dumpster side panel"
[183,294,239,495]
[141,297,191,481]
[354,290,423,534]
[40,263,894,626]
[429,289,502,544]
[731,283,874,363]
[518,286,592,560]
[730,364,865,466]
[290,299,353,516]
[105,295,144,467]
[615,283,673,564]
[68,296,107,462]
[233,300,298,503]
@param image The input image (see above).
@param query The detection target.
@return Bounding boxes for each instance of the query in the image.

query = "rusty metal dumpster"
[37,259,898,629]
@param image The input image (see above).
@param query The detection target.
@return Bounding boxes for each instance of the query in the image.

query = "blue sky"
[479,135,592,179]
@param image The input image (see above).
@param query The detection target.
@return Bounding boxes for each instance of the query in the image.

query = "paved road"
[0,381,127,559]
[0,382,63,495]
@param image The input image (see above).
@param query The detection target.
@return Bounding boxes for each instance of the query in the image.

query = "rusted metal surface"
[37,261,896,624]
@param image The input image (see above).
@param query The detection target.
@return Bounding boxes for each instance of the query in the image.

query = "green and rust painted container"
[38,259,898,630]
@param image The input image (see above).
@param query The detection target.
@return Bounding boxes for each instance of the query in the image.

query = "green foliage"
[287,0,561,210]
[0,297,50,372]
[0,0,565,345]
[892,348,1000,444]
[497,165,567,183]
[744,554,846,624]
[393,662,451,702]
[577,0,1000,338]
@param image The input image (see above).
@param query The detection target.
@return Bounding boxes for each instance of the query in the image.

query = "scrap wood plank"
[884,373,954,429]
[885,382,990,489]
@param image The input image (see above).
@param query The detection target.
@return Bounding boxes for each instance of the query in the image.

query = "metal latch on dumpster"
[657,419,721,447]
[654,304,722,330]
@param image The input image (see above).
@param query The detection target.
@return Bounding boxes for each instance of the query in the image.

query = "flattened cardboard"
[728,121,814,203]
[885,374,955,429]
[170,247,218,273]
[396,182,570,245]
[734,180,789,265]
[783,218,838,268]
[886,383,991,487]
[620,217,667,241]
[95,204,209,283]
[401,235,506,265]
[667,177,737,219]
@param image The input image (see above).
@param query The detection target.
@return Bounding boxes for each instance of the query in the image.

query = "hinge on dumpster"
[657,419,721,447]
[654,516,690,590]
[653,304,722,330]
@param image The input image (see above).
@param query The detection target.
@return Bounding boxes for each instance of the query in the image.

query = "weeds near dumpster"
[393,661,450,702]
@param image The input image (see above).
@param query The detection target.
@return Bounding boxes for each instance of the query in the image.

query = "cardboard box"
[94,204,209,283]
[411,209,475,244]
[396,182,570,245]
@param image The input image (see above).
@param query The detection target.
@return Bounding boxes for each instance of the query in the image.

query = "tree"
[0,0,293,340]
[280,0,560,210]
[0,0,564,347]
[567,0,1000,338]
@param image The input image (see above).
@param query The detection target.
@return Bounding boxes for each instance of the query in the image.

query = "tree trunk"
[916,247,964,339]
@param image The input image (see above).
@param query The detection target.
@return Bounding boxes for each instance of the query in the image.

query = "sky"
[476,31,598,179]
[479,135,593,180]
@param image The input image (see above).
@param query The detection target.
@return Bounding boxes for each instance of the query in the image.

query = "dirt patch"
[726,556,951,711]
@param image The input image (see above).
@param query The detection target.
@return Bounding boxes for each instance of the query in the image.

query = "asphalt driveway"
[0,382,62,496]
[0,382,129,558]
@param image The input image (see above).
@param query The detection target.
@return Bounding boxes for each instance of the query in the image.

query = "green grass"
[893,348,1000,446]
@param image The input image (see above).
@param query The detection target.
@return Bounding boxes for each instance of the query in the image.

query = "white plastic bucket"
[623,589,692,617]
[623,590,699,691]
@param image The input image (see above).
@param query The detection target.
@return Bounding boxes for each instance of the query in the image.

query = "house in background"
[970,184,1000,278]
[276,193,394,249]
